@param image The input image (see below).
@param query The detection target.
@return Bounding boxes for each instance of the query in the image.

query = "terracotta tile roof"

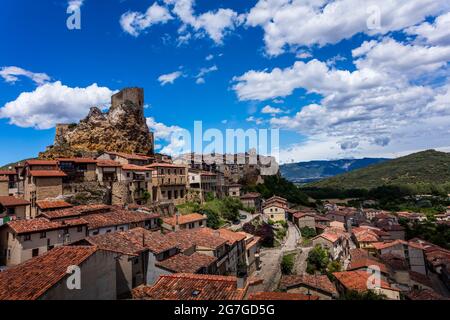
[348,258,389,274]
[409,271,433,288]
[0,170,16,175]
[380,253,409,270]
[36,200,72,210]
[6,217,87,235]
[122,164,153,171]
[425,248,450,267]
[57,158,97,164]
[372,240,407,250]
[163,213,206,226]
[280,274,337,296]
[26,160,58,166]
[201,228,246,246]
[350,248,370,260]
[0,176,8,182]
[266,195,287,203]
[333,271,397,292]
[312,232,340,243]
[248,292,319,300]
[147,162,186,168]
[406,289,447,300]
[39,204,112,220]
[96,160,122,167]
[132,273,246,300]
[0,246,97,300]
[165,228,228,251]
[156,252,217,273]
[240,192,261,199]
[0,196,30,207]
[293,211,316,219]
[352,228,380,243]
[81,209,157,230]
[29,170,67,177]
[107,152,153,161]
[85,227,178,255]
[314,215,331,222]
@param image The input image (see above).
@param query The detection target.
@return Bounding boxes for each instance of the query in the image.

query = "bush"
[281,253,295,275]
[199,208,221,229]
[300,227,316,239]
[306,245,330,274]
[243,221,275,247]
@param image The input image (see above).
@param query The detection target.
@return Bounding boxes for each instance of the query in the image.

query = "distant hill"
[308,150,450,189]
[0,158,32,170]
[280,158,388,184]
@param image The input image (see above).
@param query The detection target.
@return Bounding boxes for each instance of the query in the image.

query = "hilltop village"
[0,88,449,300]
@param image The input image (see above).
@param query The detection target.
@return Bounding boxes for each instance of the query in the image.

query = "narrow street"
[252,222,300,291]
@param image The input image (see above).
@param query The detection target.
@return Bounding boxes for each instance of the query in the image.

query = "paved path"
[252,222,300,291]
[228,210,259,231]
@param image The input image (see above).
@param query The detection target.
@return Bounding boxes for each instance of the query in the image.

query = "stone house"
[312,229,350,261]
[147,163,187,205]
[0,246,117,300]
[0,217,88,266]
[57,158,98,183]
[239,232,261,274]
[20,160,66,218]
[161,213,207,232]
[240,192,262,212]
[97,151,154,166]
[0,196,30,221]
[0,170,18,196]
[227,184,241,198]
[188,169,217,202]
[280,274,338,300]
[293,212,316,229]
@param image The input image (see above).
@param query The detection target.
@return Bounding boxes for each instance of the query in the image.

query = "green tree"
[281,253,295,275]
[306,245,330,274]
[340,290,386,300]
[300,227,316,239]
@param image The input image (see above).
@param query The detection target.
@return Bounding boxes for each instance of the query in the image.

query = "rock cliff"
[40,87,154,159]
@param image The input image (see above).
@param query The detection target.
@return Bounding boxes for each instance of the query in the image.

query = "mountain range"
[280,158,389,184]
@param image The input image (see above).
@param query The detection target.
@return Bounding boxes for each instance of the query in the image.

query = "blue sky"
[1,0,450,166]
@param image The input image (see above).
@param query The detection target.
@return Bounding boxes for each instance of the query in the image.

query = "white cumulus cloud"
[120,3,173,37]
[0,81,115,130]
[158,71,183,85]
[0,66,51,85]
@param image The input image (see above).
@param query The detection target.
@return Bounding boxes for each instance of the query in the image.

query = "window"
[40,232,46,239]
[174,190,178,199]
[168,190,172,200]
[24,234,31,241]
[7,207,14,215]
[127,172,131,178]
[32,248,39,257]
[77,226,83,232]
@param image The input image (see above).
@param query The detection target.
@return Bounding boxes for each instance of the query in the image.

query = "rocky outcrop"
[40,87,154,159]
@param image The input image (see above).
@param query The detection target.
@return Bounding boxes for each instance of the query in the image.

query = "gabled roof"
[280,274,337,296]
[106,151,153,161]
[146,162,186,168]
[36,200,72,210]
[348,258,389,274]
[57,158,97,164]
[0,170,16,175]
[5,217,87,235]
[164,227,228,251]
[132,273,246,300]
[29,170,67,177]
[0,246,97,300]
[0,196,30,207]
[38,204,112,220]
[162,213,206,226]
[96,160,122,167]
[333,271,398,292]
[156,252,217,273]
[240,192,261,199]
[406,289,447,300]
[25,160,58,166]
[122,164,154,171]
[248,292,319,300]
[201,228,246,246]
[372,240,407,250]
[84,227,178,255]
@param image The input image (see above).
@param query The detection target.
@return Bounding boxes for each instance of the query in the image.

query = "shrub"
[281,253,295,275]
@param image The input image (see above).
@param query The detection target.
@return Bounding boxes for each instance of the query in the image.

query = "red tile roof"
[132,273,246,300]
[248,292,319,300]
[350,248,370,260]
[165,228,228,252]
[29,170,67,177]
[26,160,58,166]
[156,252,217,273]
[81,209,157,230]
[0,196,30,207]
[36,200,72,210]
[96,160,122,167]
[57,158,97,164]
[107,151,153,161]
[280,274,337,296]
[406,289,447,300]
[39,204,112,220]
[146,162,186,168]
[352,227,380,243]
[0,246,97,300]
[163,213,206,226]
[201,228,246,245]
[0,170,16,175]
[409,271,433,288]
[84,227,178,255]
[240,192,261,199]
[333,271,397,292]
[6,217,87,235]
[372,240,407,250]
[348,258,389,274]
[122,164,154,171]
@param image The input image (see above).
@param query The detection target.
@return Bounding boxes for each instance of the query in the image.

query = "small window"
[77,226,83,232]
[40,232,46,239]
[32,248,39,257]
[127,172,131,178]
[24,234,31,241]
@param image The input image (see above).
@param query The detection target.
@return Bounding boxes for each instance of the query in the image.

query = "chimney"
[236,271,248,289]
[175,211,180,231]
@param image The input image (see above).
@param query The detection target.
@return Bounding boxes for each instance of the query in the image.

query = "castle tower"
[111,87,144,110]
